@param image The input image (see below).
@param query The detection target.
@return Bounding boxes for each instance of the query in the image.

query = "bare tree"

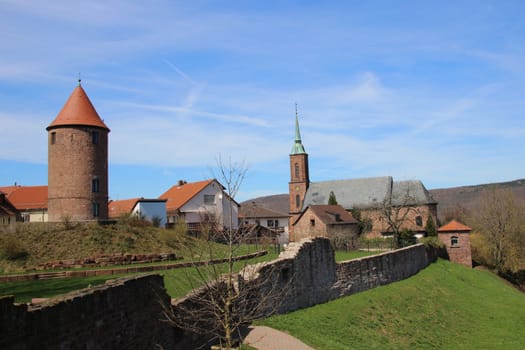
[380,185,418,248]
[469,188,525,272]
[168,156,292,349]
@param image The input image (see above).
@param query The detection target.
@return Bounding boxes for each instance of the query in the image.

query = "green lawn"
[0,251,280,303]
[0,275,126,303]
[335,249,381,262]
[258,259,525,349]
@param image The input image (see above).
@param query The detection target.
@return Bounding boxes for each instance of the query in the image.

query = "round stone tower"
[47,81,110,222]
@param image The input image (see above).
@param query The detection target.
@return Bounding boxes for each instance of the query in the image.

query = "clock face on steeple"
[295,186,299,190]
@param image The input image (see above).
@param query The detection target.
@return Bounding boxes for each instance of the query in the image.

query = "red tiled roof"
[438,220,472,232]
[47,84,109,131]
[159,180,215,212]
[0,192,18,216]
[0,185,48,210]
[309,205,358,225]
[108,198,141,218]
[239,203,289,219]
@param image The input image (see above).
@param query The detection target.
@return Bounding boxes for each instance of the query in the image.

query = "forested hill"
[429,178,525,222]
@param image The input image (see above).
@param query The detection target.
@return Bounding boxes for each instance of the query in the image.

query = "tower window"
[92,202,100,218]
[295,194,301,209]
[50,132,56,145]
[92,178,100,193]
[92,131,99,144]
[294,163,300,179]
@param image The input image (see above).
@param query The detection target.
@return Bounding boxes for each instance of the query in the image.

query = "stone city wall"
[1,238,436,349]
[241,237,436,314]
[0,274,175,350]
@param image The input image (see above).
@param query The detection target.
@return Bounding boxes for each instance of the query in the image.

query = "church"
[288,112,438,242]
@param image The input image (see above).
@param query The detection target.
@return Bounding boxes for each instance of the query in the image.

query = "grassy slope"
[259,259,525,349]
[0,221,266,273]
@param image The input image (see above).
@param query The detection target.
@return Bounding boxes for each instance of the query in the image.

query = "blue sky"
[1,1,524,202]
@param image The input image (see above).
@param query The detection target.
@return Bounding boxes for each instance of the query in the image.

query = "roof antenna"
[78,72,82,86]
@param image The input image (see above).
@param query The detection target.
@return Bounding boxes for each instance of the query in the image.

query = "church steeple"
[290,103,306,155]
[288,104,310,241]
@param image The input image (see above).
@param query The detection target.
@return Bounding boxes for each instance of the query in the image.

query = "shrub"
[0,236,29,261]
[419,236,445,249]
[151,216,163,228]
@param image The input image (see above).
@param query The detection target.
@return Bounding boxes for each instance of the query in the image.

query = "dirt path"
[243,326,315,350]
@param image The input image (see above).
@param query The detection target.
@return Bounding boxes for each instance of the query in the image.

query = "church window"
[92,178,100,193]
[451,236,459,247]
[50,132,56,145]
[92,131,99,144]
[295,195,301,209]
[294,163,300,179]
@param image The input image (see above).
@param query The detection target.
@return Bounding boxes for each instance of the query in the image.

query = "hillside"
[429,178,525,221]
[0,220,212,273]
[242,179,525,222]
[259,259,525,349]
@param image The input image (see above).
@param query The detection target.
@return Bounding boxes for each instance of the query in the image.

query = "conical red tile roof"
[47,84,109,131]
[438,220,472,232]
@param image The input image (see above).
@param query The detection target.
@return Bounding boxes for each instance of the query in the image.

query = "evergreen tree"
[328,191,338,205]
[425,216,437,237]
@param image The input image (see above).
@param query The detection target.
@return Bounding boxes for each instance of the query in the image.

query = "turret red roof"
[438,220,472,232]
[47,84,109,131]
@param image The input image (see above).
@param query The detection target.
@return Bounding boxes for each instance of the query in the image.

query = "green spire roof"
[291,106,307,155]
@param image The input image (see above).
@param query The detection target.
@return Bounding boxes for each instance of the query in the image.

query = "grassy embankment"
[259,259,525,349]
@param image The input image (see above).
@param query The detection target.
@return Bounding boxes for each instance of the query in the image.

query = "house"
[438,220,472,268]
[293,204,360,249]
[108,198,167,227]
[237,224,280,245]
[288,112,437,241]
[159,179,239,234]
[238,202,289,243]
[0,185,48,222]
[0,191,19,225]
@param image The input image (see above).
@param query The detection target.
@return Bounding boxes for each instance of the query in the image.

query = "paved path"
[243,326,315,350]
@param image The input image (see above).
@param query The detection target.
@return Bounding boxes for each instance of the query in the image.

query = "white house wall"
[132,202,167,227]
[180,181,238,230]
